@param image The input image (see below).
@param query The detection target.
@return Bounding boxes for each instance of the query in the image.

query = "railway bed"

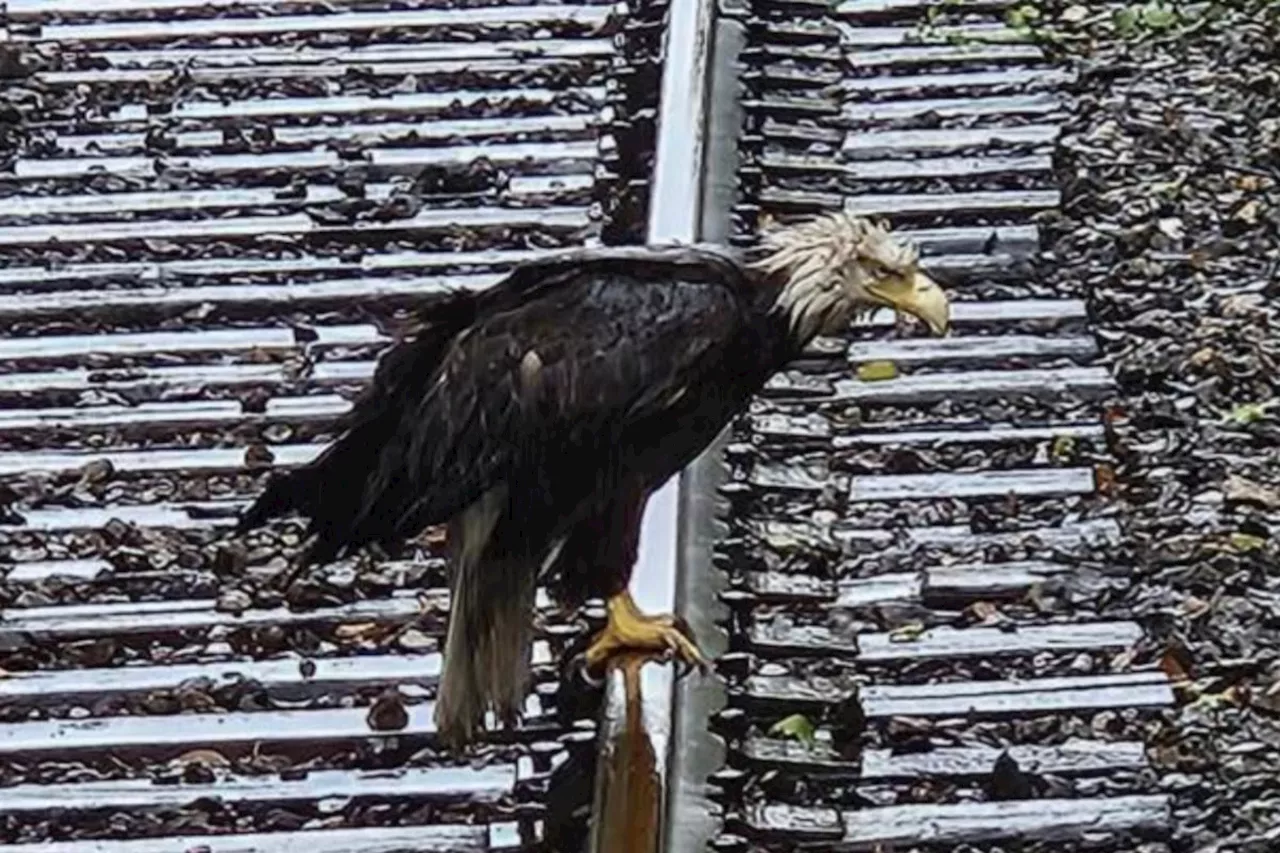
[0,0,1238,851]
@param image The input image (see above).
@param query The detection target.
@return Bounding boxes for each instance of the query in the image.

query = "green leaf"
[1140,3,1179,30]
[1229,532,1267,553]
[1112,5,1140,35]
[768,713,817,746]
[889,622,927,643]
[856,360,899,382]
[1051,435,1077,462]
[1005,3,1042,29]
[1227,401,1274,425]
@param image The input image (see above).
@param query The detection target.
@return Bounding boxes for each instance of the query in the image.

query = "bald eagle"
[236,212,950,748]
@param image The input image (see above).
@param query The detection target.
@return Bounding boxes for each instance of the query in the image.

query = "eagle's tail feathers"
[435,486,535,750]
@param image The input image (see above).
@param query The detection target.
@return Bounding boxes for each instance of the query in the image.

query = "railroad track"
[0,0,1188,851]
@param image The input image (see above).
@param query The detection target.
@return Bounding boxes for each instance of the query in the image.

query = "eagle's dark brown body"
[241,212,951,747]
[238,245,798,743]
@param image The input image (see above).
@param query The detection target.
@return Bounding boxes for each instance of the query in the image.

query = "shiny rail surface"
[586,2,734,852]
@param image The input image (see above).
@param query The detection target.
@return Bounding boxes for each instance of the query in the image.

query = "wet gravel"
[1043,2,1280,850]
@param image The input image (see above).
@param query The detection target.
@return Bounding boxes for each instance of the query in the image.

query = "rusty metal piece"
[591,654,664,853]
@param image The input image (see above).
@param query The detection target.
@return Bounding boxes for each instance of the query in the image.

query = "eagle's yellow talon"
[583,591,709,674]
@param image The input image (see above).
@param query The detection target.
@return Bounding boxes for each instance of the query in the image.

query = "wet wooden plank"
[0,589,552,640]
[763,152,1052,182]
[741,671,1173,716]
[739,736,1149,779]
[835,0,1019,19]
[833,421,1104,449]
[848,468,1097,503]
[0,700,549,758]
[856,299,1086,325]
[843,189,1061,218]
[745,560,1074,609]
[40,38,612,71]
[827,366,1114,405]
[845,42,1045,70]
[861,672,1175,717]
[92,86,605,125]
[845,334,1096,366]
[861,739,1151,780]
[0,324,382,364]
[745,571,921,607]
[0,396,348,436]
[856,621,1144,662]
[844,67,1073,97]
[0,646,551,706]
[31,5,620,43]
[830,517,1122,553]
[0,444,323,477]
[841,92,1060,124]
[0,246,542,291]
[0,765,518,813]
[841,125,1058,159]
[0,205,590,249]
[747,619,1143,660]
[53,114,593,159]
[749,411,832,441]
[923,559,1076,603]
[763,186,1059,217]
[745,795,1170,848]
[0,824,505,853]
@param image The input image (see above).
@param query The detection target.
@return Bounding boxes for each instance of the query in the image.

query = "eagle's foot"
[583,590,709,676]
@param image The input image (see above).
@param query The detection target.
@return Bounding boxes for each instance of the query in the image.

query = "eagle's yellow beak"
[866,270,950,336]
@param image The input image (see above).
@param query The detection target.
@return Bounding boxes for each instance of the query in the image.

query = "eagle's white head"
[750,211,951,344]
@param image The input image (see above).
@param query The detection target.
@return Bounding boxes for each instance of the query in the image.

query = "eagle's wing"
[349,248,754,545]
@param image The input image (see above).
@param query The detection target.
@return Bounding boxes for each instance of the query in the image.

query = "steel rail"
[586,2,743,851]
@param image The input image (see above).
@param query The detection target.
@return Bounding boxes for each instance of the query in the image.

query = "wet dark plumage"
[236,243,824,745]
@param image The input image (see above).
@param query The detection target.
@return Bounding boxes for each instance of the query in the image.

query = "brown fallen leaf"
[173,749,232,769]
[1094,463,1118,496]
[1180,595,1212,620]
[963,601,1006,627]
[77,458,115,486]
[1232,198,1263,224]
[1223,474,1280,510]
[1234,174,1268,192]
[1187,346,1218,369]
[367,688,410,732]
[1159,639,1194,685]
[244,443,276,469]
[1251,679,1280,716]
[333,622,396,644]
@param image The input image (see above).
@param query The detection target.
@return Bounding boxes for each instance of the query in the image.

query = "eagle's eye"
[861,259,893,280]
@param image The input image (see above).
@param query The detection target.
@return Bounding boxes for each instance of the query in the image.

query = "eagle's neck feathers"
[746,212,915,346]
